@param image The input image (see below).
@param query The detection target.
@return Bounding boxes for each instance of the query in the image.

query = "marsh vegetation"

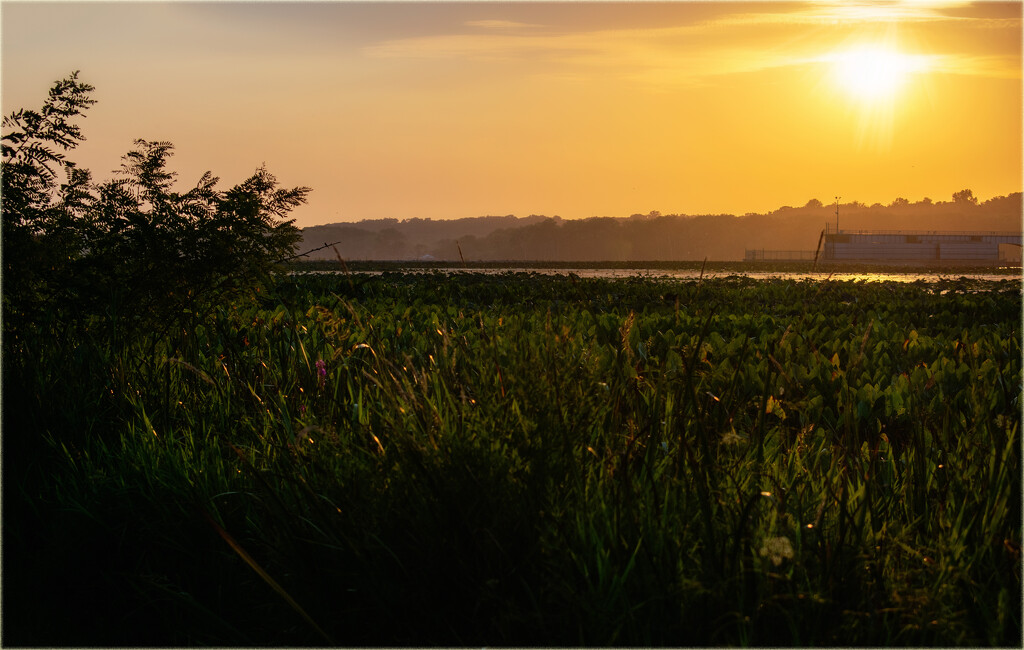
[5,271,1020,646]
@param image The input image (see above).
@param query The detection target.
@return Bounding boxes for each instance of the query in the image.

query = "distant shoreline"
[285,259,1023,276]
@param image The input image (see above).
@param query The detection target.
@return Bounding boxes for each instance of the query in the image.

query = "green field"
[4,272,1021,646]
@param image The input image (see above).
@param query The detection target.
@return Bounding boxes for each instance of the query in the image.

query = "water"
[303,266,1021,283]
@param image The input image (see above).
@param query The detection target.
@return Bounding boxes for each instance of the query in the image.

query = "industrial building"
[745,225,1022,266]
[821,225,1022,265]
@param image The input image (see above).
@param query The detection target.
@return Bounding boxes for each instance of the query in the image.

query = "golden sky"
[2,1,1021,227]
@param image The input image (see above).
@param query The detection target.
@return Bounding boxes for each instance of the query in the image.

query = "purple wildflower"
[315,359,327,385]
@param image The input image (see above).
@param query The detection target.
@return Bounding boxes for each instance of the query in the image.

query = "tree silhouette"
[1,71,96,329]
[79,139,308,342]
[2,73,310,345]
[952,189,978,205]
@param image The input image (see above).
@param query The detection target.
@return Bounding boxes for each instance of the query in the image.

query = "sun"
[830,46,925,102]
[817,43,937,149]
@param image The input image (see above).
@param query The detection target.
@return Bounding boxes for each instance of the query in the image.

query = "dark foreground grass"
[4,272,1021,646]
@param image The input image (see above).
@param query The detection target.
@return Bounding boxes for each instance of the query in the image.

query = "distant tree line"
[301,191,1021,262]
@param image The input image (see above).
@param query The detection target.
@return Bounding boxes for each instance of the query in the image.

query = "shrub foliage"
[2,72,308,345]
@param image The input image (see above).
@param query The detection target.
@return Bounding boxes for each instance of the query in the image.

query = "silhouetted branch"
[278,240,343,263]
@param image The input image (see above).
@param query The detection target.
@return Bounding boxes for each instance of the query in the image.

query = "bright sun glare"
[831,46,926,102]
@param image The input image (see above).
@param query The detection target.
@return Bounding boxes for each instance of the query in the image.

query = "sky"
[1,1,1021,228]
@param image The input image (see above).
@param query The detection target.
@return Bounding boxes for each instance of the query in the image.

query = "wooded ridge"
[300,193,1022,261]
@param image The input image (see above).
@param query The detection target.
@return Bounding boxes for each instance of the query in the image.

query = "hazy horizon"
[2,1,1021,229]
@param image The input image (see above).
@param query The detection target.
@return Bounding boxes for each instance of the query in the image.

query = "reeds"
[5,272,1020,646]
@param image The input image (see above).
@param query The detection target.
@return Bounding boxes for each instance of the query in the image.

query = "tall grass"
[3,272,1020,646]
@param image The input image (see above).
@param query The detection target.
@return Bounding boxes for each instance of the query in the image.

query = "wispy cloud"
[464,20,542,30]
[930,54,1023,79]
[362,3,1020,85]
[363,32,550,60]
[706,1,976,27]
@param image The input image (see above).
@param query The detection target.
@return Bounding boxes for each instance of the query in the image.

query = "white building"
[823,226,1022,265]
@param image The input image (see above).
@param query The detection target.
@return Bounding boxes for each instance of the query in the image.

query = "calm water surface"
[331,267,1021,283]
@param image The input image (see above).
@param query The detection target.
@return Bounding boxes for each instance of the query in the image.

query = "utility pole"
[834,196,840,233]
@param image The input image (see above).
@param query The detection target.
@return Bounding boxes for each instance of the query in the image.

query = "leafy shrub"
[2,72,309,349]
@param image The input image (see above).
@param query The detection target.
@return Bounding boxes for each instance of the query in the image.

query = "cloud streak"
[363,3,1020,88]
[464,20,543,30]
[706,1,979,27]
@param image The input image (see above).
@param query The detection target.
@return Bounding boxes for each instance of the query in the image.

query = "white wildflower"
[759,536,794,566]
[720,428,745,446]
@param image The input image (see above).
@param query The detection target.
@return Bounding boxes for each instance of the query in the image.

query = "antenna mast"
[834,196,840,233]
